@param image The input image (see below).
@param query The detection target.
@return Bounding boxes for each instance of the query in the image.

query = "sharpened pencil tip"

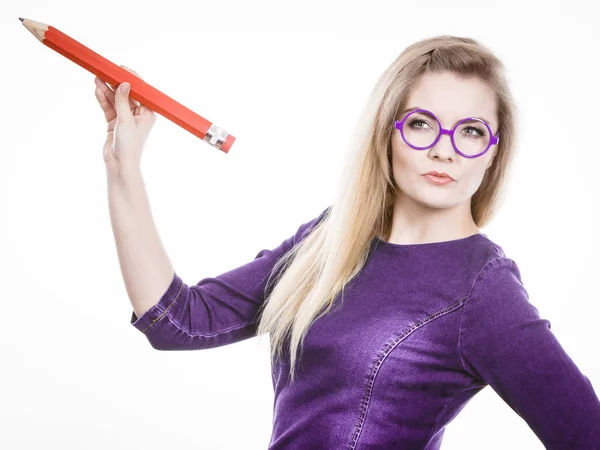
[19,17,24,22]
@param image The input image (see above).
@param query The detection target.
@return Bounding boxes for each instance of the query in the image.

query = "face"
[390,71,498,210]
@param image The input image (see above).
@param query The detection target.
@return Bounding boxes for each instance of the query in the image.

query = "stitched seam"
[347,297,465,450]
[457,256,506,374]
[140,277,259,338]
[140,280,185,333]
[163,312,255,338]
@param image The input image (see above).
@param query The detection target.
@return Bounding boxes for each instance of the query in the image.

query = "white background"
[1,0,599,448]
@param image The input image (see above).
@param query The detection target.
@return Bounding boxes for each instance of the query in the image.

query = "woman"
[95,35,600,448]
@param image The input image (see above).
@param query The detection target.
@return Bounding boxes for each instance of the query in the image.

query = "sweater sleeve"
[129,206,330,351]
[458,256,600,447]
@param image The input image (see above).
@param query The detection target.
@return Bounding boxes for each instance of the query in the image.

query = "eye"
[463,125,486,137]
[408,118,431,130]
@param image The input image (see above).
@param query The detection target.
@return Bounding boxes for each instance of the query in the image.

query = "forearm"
[106,169,175,319]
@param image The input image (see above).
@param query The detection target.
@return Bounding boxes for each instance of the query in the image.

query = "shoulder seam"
[457,256,510,376]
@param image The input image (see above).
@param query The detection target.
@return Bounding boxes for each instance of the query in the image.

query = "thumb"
[115,82,133,122]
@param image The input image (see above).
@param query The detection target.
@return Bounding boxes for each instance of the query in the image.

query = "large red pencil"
[19,17,235,153]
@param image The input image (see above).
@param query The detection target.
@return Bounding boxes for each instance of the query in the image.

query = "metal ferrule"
[203,124,229,149]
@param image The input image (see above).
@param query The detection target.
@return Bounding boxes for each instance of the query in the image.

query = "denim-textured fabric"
[130,207,600,449]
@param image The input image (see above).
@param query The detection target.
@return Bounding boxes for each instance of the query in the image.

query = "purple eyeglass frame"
[393,108,500,159]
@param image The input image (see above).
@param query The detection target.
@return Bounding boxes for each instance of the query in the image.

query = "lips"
[422,174,454,186]
[424,171,454,180]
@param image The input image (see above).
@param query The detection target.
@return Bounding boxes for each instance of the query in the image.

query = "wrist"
[106,164,142,179]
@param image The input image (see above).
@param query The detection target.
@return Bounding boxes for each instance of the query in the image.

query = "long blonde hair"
[256,35,520,383]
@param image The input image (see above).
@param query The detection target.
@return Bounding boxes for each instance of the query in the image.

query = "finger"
[94,84,116,123]
[97,71,138,111]
[120,65,142,107]
[97,67,153,116]
[114,82,134,123]
[96,77,140,117]
[95,76,116,107]
[120,65,154,112]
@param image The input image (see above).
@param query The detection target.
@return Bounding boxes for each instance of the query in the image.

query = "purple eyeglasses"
[393,108,500,159]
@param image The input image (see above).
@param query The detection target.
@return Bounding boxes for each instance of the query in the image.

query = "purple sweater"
[130,207,600,449]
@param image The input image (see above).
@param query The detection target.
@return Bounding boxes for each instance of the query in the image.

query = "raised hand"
[94,65,157,176]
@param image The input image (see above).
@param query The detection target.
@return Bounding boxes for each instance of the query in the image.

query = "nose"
[429,128,457,159]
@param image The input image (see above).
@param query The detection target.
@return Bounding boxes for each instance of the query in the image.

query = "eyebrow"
[401,106,493,126]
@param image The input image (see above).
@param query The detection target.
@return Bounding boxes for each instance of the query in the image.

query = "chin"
[409,190,459,209]
[420,199,457,209]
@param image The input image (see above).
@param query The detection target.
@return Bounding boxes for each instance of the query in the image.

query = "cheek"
[390,138,418,173]
[462,165,488,193]
[390,140,424,191]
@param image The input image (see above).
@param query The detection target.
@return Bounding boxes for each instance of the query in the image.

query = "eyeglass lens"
[402,110,490,156]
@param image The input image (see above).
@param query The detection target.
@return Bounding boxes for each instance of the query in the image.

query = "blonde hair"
[256,35,520,383]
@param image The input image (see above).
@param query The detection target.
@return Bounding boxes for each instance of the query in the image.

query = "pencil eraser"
[221,134,236,153]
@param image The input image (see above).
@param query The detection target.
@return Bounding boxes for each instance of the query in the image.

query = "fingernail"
[121,82,130,94]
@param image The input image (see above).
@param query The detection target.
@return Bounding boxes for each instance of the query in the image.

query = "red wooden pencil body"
[20,18,235,153]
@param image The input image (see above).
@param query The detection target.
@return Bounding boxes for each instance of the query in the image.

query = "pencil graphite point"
[19,17,24,22]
